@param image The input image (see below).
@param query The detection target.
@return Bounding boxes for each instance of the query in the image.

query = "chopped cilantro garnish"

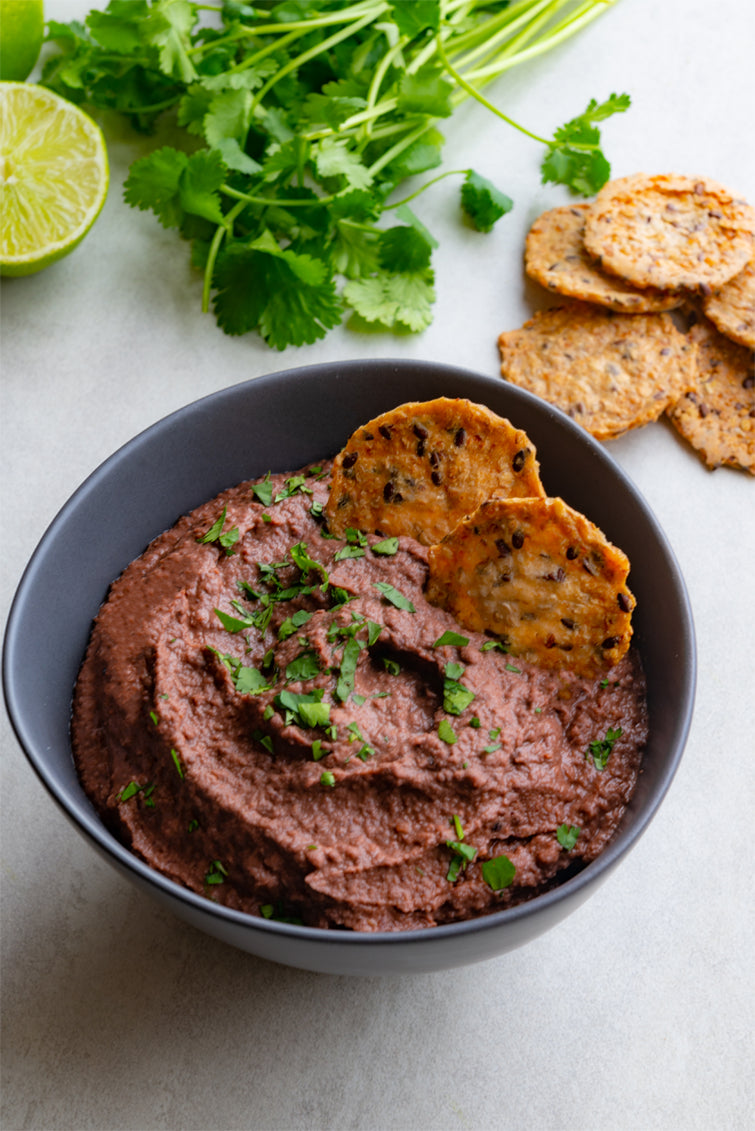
[505,662,522,674]
[356,744,374,762]
[320,770,336,788]
[469,716,481,729]
[335,635,363,703]
[149,710,158,726]
[481,854,516,891]
[311,739,325,762]
[373,581,415,612]
[481,639,509,653]
[438,719,457,745]
[443,677,476,717]
[334,544,365,561]
[285,650,321,683]
[276,688,331,730]
[118,781,143,802]
[290,541,328,586]
[366,620,383,647]
[197,507,239,555]
[372,537,399,556]
[434,630,470,648]
[352,694,367,707]
[445,662,465,681]
[586,726,622,771]
[170,748,185,779]
[252,473,274,507]
[214,607,254,634]
[278,609,313,640]
[205,860,227,885]
[383,658,401,676]
[275,475,312,503]
[556,824,580,850]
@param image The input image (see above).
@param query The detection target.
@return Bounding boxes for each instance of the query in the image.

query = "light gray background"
[2,1,753,1128]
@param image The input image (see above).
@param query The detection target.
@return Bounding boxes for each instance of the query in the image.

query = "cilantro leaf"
[372,581,415,612]
[542,93,631,195]
[461,170,513,233]
[586,726,622,771]
[481,854,516,891]
[213,234,342,347]
[556,824,580,850]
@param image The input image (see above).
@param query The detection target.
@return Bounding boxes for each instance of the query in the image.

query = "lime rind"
[0,81,109,276]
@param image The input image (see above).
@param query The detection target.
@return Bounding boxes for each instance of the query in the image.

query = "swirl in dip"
[72,463,647,931]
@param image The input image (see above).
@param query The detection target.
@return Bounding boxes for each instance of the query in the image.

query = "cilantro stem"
[248,10,380,117]
[385,169,471,209]
[463,1,613,82]
[202,198,246,313]
[436,37,549,145]
[220,185,336,209]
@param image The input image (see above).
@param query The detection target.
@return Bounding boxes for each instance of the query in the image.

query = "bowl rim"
[3,358,697,947]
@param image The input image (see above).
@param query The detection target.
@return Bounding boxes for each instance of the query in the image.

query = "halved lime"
[0,82,109,276]
[0,0,44,82]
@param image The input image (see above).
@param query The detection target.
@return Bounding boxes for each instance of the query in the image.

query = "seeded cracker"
[498,303,696,440]
[583,173,755,293]
[427,496,634,678]
[702,260,755,350]
[666,316,755,473]
[525,203,681,312]
[325,398,545,545]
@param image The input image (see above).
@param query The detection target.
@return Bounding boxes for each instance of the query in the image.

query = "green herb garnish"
[320,770,336,788]
[205,859,227,886]
[197,507,239,555]
[586,726,622,771]
[372,537,399,556]
[373,581,415,612]
[556,824,580,850]
[434,631,470,649]
[438,719,457,745]
[481,854,516,892]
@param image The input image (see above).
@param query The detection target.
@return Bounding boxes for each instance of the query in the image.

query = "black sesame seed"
[512,449,526,473]
[342,451,358,469]
[512,531,524,549]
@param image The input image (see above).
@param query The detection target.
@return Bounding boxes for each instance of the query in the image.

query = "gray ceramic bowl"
[3,360,695,975]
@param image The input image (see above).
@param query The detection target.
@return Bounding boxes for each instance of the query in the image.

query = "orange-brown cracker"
[325,397,545,545]
[666,316,755,473]
[525,203,681,312]
[583,173,755,292]
[702,260,755,350]
[498,303,696,440]
[426,496,634,678]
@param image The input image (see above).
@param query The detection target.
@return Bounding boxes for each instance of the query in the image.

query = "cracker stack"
[499,173,755,473]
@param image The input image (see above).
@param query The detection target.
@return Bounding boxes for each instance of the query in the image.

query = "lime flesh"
[0,81,109,276]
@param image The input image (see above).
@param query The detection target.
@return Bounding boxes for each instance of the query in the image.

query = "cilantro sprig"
[42,1,627,349]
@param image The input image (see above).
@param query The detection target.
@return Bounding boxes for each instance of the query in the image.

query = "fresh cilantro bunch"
[42,0,630,349]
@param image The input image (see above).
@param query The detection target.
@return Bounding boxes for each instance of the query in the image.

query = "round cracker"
[498,303,696,441]
[325,398,545,545]
[583,173,755,292]
[525,203,681,312]
[702,260,755,350]
[666,316,755,473]
[426,496,634,678]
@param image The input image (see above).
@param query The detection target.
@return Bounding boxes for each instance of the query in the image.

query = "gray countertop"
[2,1,753,1128]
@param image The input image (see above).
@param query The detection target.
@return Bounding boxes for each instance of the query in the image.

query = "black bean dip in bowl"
[3,360,695,975]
